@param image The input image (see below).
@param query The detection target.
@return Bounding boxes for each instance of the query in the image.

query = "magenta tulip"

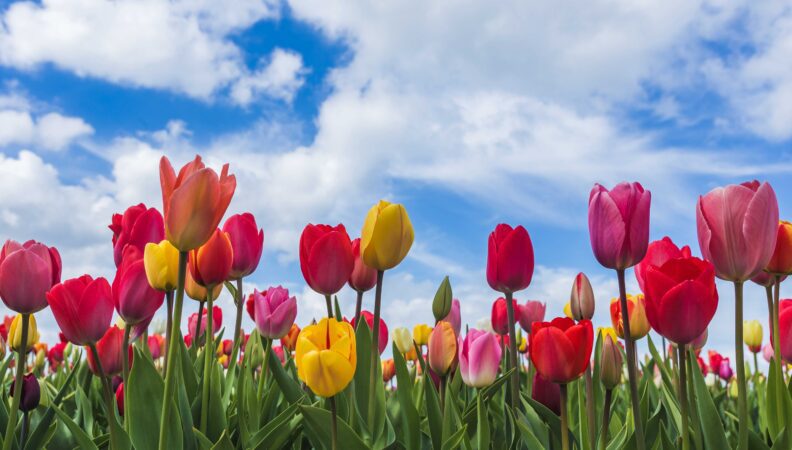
[517,300,546,333]
[532,372,561,415]
[486,224,534,293]
[588,182,651,270]
[47,275,113,345]
[0,239,61,314]
[109,204,164,268]
[113,247,165,325]
[252,287,297,339]
[222,213,264,280]
[458,329,501,388]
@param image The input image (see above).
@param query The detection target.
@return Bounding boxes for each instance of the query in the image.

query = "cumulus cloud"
[231,49,307,105]
[0,109,93,151]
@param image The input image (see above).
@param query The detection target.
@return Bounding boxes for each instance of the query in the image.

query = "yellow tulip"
[295,318,357,397]
[598,327,619,344]
[8,314,39,353]
[743,320,763,352]
[609,294,650,339]
[360,200,414,271]
[413,324,432,346]
[144,240,180,291]
[392,327,413,354]
[563,302,573,319]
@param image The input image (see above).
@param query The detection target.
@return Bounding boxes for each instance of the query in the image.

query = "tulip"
[0,315,11,342]
[47,342,66,371]
[295,317,357,397]
[588,182,651,270]
[696,356,708,376]
[116,382,125,417]
[428,321,457,377]
[458,329,501,388]
[600,330,623,390]
[382,359,396,383]
[744,320,763,353]
[764,344,774,363]
[9,374,40,412]
[86,326,131,376]
[113,247,166,325]
[486,224,534,294]
[609,294,651,340]
[185,269,222,302]
[518,335,528,354]
[441,299,462,337]
[360,200,414,271]
[708,351,724,375]
[281,323,300,352]
[529,317,593,384]
[518,300,546,333]
[635,237,691,293]
[643,256,718,345]
[690,329,708,353]
[563,303,573,319]
[349,238,377,293]
[532,372,561,415]
[252,287,297,340]
[245,294,256,321]
[299,224,354,297]
[109,204,164,267]
[569,272,595,320]
[413,324,432,346]
[222,213,264,280]
[47,275,113,345]
[188,229,233,289]
[0,239,61,314]
[392,327,413,354]
[159,155,236,251]
[219,339,233,356]
[351,311,388,354]
[491,297,521,336]
[148,335,164,359]
[778,299,792,362]
[719,358,734,381]
[272,345,285,364]
[144,240,180,291]
[8,314,38,353]
[188,306,223,341]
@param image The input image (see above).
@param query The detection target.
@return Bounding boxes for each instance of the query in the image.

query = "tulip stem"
[330,396,338,450]
[20,411,28,450]
[773,276,783,381]
[196,300,205,348]
[354,290,363,328]
[229,278,244,380]
[754,352,759,380]
[122,324,131,432]
[325,294,333,319]
[616,269,645,450]
[599,388,612,450]
[89,343,120,450]
[257,338,271,399]
[3,313,29,450]
[367,270,385,434]
[560,383,569,450]
[159,250,188,450]
[585,366,596,450]
[164,289,174,373]
[504,292,520,410]
[734,281,749,450]
[662,336,667,361]
[678,344,690,450]
[200,289,215,434]
[439,376,446,411]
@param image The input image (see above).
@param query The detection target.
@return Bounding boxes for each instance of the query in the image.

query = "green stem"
[617,269,645,450]
[200,289,214,434]
[366,270,385,433]
[439,376,446,411]
[585,366,596,450]
[330,396,338,450]
[773,276,783,382]
[89,343,120,450]
[662,336,667,362]
[158,250,188,450]
[164,289,174,373]
[20,411,28,450]
[195,300,205,348]
[228,278,244,376]
[599,389,612,450]
[735,281,748,450]
[678,344,690,450]
[3,313,29,450]
[560,383,569,450]
[122,324,131,432]
[257,338,271,399]
[505,291,520,410]
[354,290,364,327]
[325,294,333,319]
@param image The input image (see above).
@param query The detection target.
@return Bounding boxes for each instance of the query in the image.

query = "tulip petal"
[742,182,779,277]
[588,189,626,269]
[531,327,576,383]
[166,169,221,251]
[655,280,717,344]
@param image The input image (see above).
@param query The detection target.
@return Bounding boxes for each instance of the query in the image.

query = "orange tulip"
[188,229,233,288]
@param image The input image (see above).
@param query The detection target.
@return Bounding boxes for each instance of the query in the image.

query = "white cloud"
[231,49,307,105]
[0,109,92,150]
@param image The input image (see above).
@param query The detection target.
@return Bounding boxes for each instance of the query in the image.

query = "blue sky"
[0,0,790,362]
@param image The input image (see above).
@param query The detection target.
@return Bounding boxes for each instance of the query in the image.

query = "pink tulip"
[443,299,461,336]
[696,180,779,281]
[0,239,61,314]
[752,271,786,287]
[718,358,733,381]
[763,343,774,363]
[588,182,651,270]
[486,224,534,294]
[188,306,223,340]
[47,275,113,345]
[517,300,546,333]
[458,329,501,388]
[109,204,164,268]
[222,213,264,280]
[113,247,165,325]
[351,311,389,354]
[252,287,297,339]
[635,237,691,293]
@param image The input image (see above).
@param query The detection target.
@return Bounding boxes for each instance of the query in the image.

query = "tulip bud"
[47,275,114,345]
[348,238,377,292]
[382,359,396,383]
[486,224,534,294]
[351,311,388,355]
[188,229,234,288]
[392,327,413,354]
[35,348,46,370]
[299,224,354,296]
[517,300,545,334]
[38,378,50,408]
[763,344,774,363]
[600,331,623,390]
[413,324,432,346]
[280,324,300,352]
[531,372,560,415]
[432,276,453,323]
[743,320,763,353]
[0,240,61,314]
[719,358,733,381]
[569,272,595,320]
[144,240,180,291]
[10,373,40,412]
[428,321,457,376]
[116,382,125,416]
[588,182,650,270]
[491,297,520,336]
[609,294,650,340]
[222,213,264,280]
[8,314,38,353]
[360,200,414,271]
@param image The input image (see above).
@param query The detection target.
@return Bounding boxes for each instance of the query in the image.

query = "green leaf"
[476,394,490,450]
[127,346,182,450]
[246,403,300,450]
[24,360,79,450]
[688,350,729,450]
[266,341,306,404]
[441,425,468,450]
[300,405,369,450]
[334,296,343,321]
[210,431,235,450]
[52,404,99,450]
[392,342,420,450]
[767,358,792,439]
[432,276,453,322]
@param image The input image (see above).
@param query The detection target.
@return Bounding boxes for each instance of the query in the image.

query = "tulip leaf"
[246,403,300,449]
[52,404,99,450]
[432,276,453,323]
[353,319,387,443]
[687,350,729,450]
[127,346,165,450]
[210,430,235,450]
[223,281,237,300]
[476,394,490,450]
[266,341,306,404]
[772,428,790,450]
[767,358,792,439]
[441,425,468,450]
[24,359,78,450]
[300,405,369,450]
[392,342,420,450]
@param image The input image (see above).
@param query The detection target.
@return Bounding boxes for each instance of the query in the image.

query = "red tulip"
[220,339,233,356]
[47,275,113,345]
[299,224,354,296]
[109,204,164,267]
[160,155,236,251]
[643,255,718,344]
[113,247,165,325]
[491,297,521,336]
[696,180,778,281]
[245,293,255,321]
[86,325,131,376]
[0,239,61,313]
[222,213,264,279]
[707,350,724,374]
[0,315,12,341]
[148,334,164,359]
[635,237,691,293]
[116,382,125,416]
[532,372,561,415]
[697,356,708,376]
[778,299,792,362]
[529,317,593,384]
[486,224,534,293]
[351,311,388,354]
[188,229,234,289]
[348,238,377,292]
[48,341,67,371]
[518,300,546,333]
[588,182,651,270]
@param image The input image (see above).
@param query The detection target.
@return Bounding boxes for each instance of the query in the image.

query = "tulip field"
[1,156,792,450]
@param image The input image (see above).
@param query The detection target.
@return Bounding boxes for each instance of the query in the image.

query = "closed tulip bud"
[252,287,298,340]
[635,237,691,293]
[609,294,651,340]
[47,275,113,345]
[86,325,131,376]
[189,229,233,289]
[382,359,396,383]
[280,323,300,352]
[392,327,413,354]
[600,331,622,389]
[428,321,457,376]
[697,180,778,281]
[0,239,61,314]
[159,155,236,251]
[10,373,40,412]
[486,224,534,293]
[708,350,724,374]
[8,314,38,353]
[222,213,264,280]
[531,372,561,415]
[570,272,595,320]
[348,238,377,292]
[295,318,357,397]
[719,358,734,381]
[413,324,432,346]
[144,240,179,291]
[116,382,125,416]
[458,329,501,388]
[109,204,164,267]
[763,344,774,363]
[744,320,763,353]
[518,336,528,354]
[185,269,222,301]
[360,200,414,271]
[491,297,520,336]
[113,247,165,325]
[588,182,651,270]
[300,224,354,296]
[148,335,164,359]
[35,347,46,369]
[518,300,546,333]
[351,311,388,354]
[530,317,594,383]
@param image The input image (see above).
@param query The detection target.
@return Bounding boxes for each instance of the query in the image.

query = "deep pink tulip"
[0,239,61,314]
[352,311,389,354]
[635,237,691,293]
[458,329,501,388]
[532,372,561,415]
[113,247,165,325]
[718,358,733,381]
[188,229,234,288]
[222,213,264,280]
[109,204,164,268]
[348,238,377,292]
[443,299,462,337]
[486,224,534,293]
[696,180,778,282]
[47,275,113,345]
[188,306,223,340]
[588,182,651,270]
[86,325,131,376]
[491,297,521,336]
[300,224,354,296]
[252,287,297,339]
[518,300,546,333]
[148,335,164,359]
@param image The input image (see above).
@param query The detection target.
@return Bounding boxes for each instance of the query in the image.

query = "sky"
[0,0,791,364]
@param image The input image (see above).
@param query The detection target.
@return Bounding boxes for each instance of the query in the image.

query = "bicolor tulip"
[281,324,300,352]
[159,155,236,251]
[9,374,40,412]
[222,213,264,280]
[443,298,461,336]
[428,321,457,376]
[360,200,414,271]
[767,220,792,275]
[299,224,354,296]
[252,287,297,340]
[8,314,39,352]
[600,329,623,389]
[532,372,561,415]
[491,297,521,336]
[188,306,223,341]
[143,240,180,291]
[696,180,778,282]
[486,224,534,293]
[185,269,222,302]
[518,300,546,333]
[569,272,595,320]
[643,256,718,344]
[744,320,763,353]
[295,317,357,397]
[635,237,691,293]
[348,238,377,292]
[609,294,650,340]
[86,325,131,376]
[778,299,792,362]
[458,329,501,388]
[188,229,233,288]
[47,275,113,345]
[351,311,389,354]
[529,317,593,384]
[113,247,165,325]
[0,239,61,314]
[109,204,164,267]
[413,324,432,346]
[588,182,651,270]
